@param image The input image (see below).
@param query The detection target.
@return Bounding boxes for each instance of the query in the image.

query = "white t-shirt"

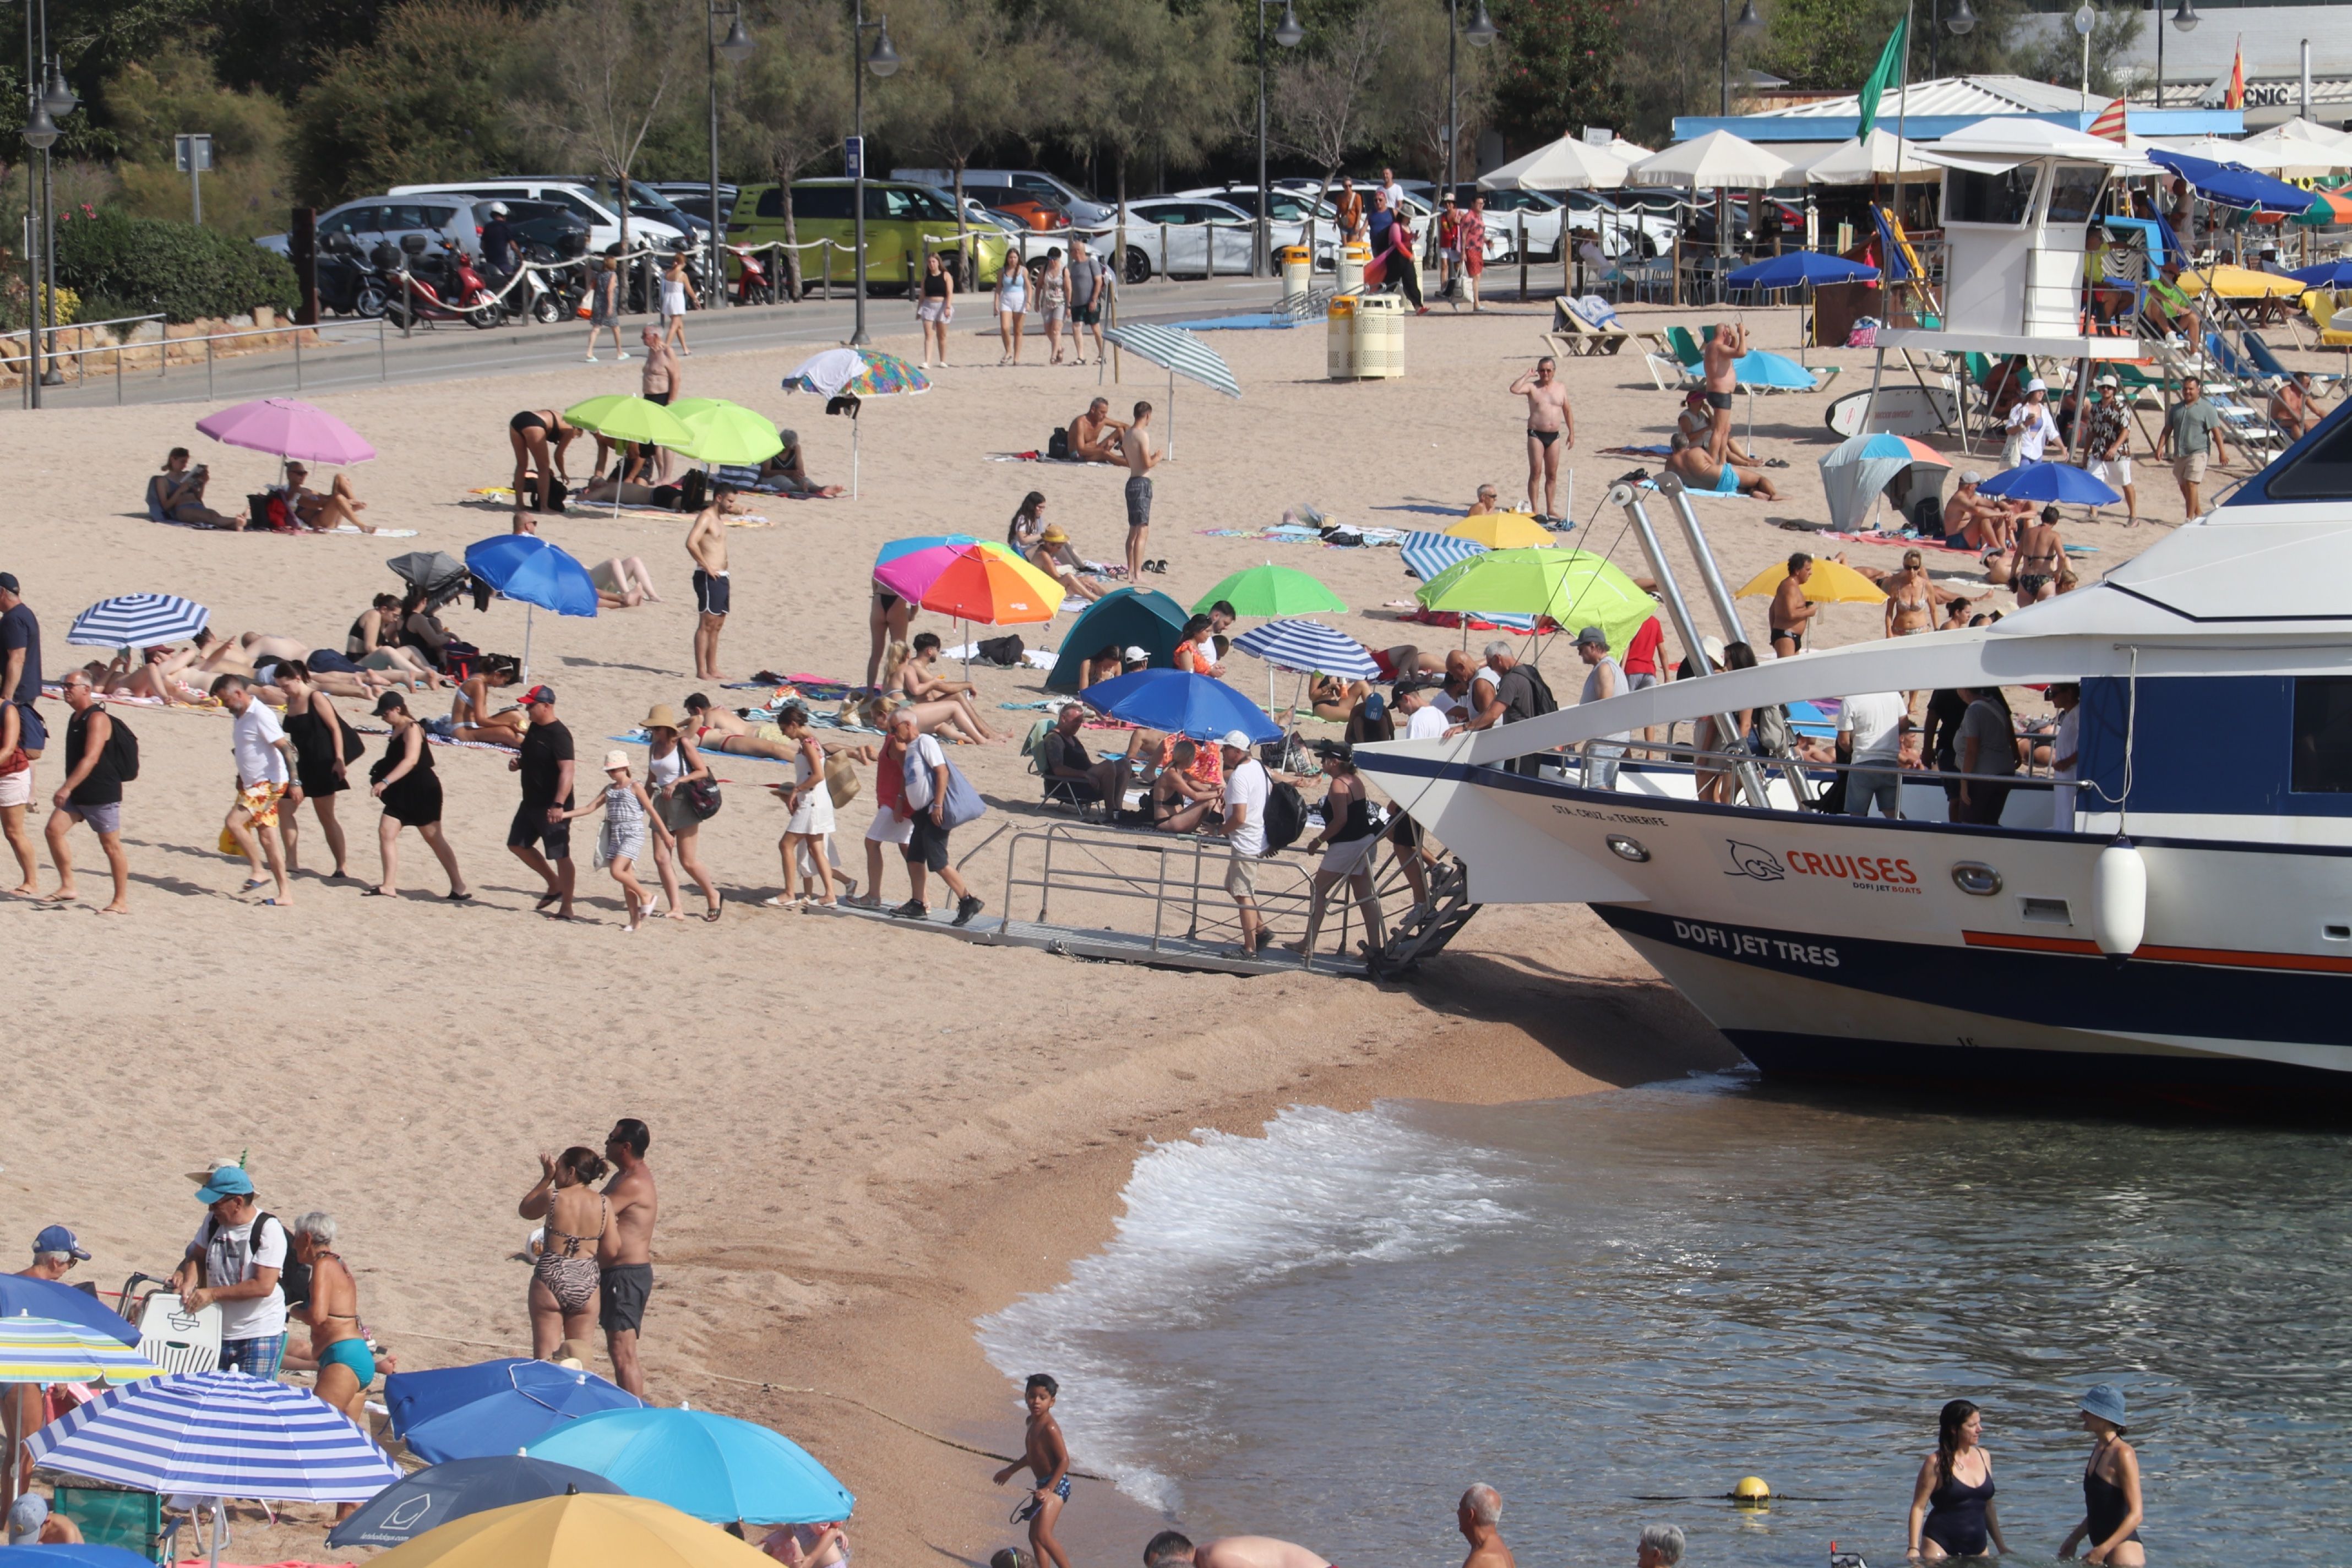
[189,1212,288,1340]
[2006,401,2059,462]
[1380,180,1404,213]
[899,732,946,810]
[1837,691,1907,766]
[2051,706,2080,783]
[1406,704,1450,741]
[1469,668,1499,714]
[231,701,288,787]
[1224,758,1270,857]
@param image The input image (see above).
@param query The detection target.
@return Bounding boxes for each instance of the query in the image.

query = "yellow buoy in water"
[1732,1477,1772,1506]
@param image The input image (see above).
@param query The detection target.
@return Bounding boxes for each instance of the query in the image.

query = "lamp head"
[718,13,754,61]
[2072,3,2097,36]
[1735,0,1764,31]
[21,104,57,151]
[1273,3,1304,47]
[866,18,900,75]
[1946,0,1977,34]
[2171,0,2199,30]
[41,64,75,117]
[1464,0,1498,45]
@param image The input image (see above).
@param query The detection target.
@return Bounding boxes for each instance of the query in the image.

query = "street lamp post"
[851,0,900,346]
[20,0,68,408]
[706,1,753,312]
[1445,0,1498,202]
[2073,3,2097,111]
[1718,0,1761,260]
[1254,1,1303,277]
[2160,0,2199,110]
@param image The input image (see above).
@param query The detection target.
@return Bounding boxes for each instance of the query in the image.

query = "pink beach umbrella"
[194,398,377,467]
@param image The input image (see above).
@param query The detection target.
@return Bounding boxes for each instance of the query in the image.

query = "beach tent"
[1046,587,1188,690]
[1818,432,1948,532]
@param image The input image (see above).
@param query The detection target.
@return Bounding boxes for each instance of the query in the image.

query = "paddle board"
[1825,383,1959,437]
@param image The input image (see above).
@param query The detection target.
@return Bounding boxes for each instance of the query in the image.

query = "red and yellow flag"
[2225,37,2246,110]
[2088,96,2127,142]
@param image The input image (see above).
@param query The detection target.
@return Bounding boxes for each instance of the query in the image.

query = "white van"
[386,180,689,255]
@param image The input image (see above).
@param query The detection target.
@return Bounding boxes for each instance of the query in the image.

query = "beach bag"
[681,769,722,821]
[102,715,139,782]
[824,750,861,809]
[906,744,986,830]
[338,714,365,765]
[1261,779,1308,854]
[1753,703,1797,758]
[1047,428,1072,460]
[974,634,1025,668]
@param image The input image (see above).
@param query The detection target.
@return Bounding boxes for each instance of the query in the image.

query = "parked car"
[894,167,1114,226]
[1175,184,1339,227]
[386,180,690,254]
[959,183,1070,232]
[1084,197,1266,282]
[254,197,476,262]
[648,182,738,227]
[726,178,1014,290]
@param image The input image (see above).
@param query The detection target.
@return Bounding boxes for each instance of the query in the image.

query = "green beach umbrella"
[1418,547,1654,651]
[666,398,785,466]
[562,394,694,448]
[1193,563,1346,617]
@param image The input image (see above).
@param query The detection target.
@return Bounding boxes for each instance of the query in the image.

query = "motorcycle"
[384,235,504,330]
[729,242,777,305]
[501,233,590,326]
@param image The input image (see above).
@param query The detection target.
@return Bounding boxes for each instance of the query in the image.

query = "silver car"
[1088,196,1340,283]
[254,195,477,259]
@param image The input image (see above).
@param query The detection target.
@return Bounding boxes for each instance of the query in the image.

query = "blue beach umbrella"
[464,533,600,683]
[2288,258,2352,287]
[2146,149,2313,213]
[384,1358,642,1466]
[0,1546,162,1567]
[1401,530,1486,582]
[0,1279,138,1347]
[326,1454,627,1549]
[1732,349,1821,390]
[1727,251,1880,290]
[25,1370,399,1501]
[1080,668,1281,744]
[66,594,209,650]
[526,1406,854,1526]
[1978,460,2120,506]
[1232,619,1380,679]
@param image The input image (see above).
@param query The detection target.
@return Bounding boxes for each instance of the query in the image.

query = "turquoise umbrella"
[525,1407,853,1526]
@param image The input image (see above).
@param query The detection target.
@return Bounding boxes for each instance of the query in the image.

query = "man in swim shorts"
[598,1117,658,1397]
[1664,434,1779,501]
[1458,1485,1515,1568]
[995,1373,1074,1568]
[1507,357,1574,522]
[1701,319,1747,462]
[685,485,731,682]
[1123,401,1161,584]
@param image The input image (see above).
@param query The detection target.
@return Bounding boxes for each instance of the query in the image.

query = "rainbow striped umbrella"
[875,544,1064,628]
[874,534,1026,570]
[781,350,930,498]
[0,1316,161,1385]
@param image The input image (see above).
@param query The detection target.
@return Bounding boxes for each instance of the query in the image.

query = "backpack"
[1046,428,1072,460]
[1753,703,1796,758]
[102,713,139,782]
[197,1210,307,1308]
[1261,778,1308,854]
[1501,663,1559,721]
[974,634,1025,668]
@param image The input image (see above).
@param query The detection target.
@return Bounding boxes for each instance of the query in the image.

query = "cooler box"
[1336,241,1370,296]
[1326,296,1358,378]
[1278,244,1312,304]
[1355,293,1404,378]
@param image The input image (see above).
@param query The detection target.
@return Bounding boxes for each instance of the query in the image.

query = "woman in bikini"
[453,667,527,748]
[1882,549,1954,639]
[881,644,1001,742]
[867,582,912,690]
[518,1146,611,1359]
[1150,740,1220,833]
[508,409,582,527]
[2011,505,2065,606]
[288,1213,374,1434]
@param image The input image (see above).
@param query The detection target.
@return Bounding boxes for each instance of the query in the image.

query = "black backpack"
[198,1210,309,1309]
[1262,779,1308,854]
[102,713,138,782]
[974,634,1025,668]
[1046,428,1072,460]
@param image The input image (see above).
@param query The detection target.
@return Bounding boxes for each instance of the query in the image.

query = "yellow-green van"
[727,178,1013,290]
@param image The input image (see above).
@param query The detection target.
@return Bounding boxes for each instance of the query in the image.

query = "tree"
[102,43,293,239]
[531,0,691,289]
[1615,0,1758,143]
[1273,3,1391,215]
[291,1,530,206]
[1369,0,1495,188]
[720,0,851,298]
[1763,0,1901,91]
[886,0,1056,284]
[1047,0,1237,216]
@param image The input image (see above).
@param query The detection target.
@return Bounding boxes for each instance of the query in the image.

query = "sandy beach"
[0,291,2214,1561]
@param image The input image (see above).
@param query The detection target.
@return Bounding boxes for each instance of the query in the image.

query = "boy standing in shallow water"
[995,1373,1074,1568]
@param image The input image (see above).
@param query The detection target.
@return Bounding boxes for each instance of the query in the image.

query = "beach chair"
[1643,325,1705,390]
[53,1485,164,1562]
[2244,330,2340,396]
[135,1292,222,1377]
[1547,298,1629,355]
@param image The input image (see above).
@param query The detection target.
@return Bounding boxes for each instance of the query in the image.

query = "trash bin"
[1278,244,1312,305]
[1356,293,1404,378]
[1326,295,1358,379]
[1336,241,1370,297]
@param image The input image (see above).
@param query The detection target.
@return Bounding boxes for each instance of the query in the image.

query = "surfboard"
[1825,383,1959,437]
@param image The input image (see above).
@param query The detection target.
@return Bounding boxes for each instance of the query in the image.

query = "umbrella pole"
[1167,367,1176,460]
[523,603,535,686]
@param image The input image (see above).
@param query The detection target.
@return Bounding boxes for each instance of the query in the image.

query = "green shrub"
[53,208,297,323]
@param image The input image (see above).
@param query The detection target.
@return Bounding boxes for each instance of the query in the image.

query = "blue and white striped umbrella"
[1101,324,1242,400]
[66,594,209,649]
[1232,619,1380,679]
[1401,531,1486,582]
[25,1370,401,1501]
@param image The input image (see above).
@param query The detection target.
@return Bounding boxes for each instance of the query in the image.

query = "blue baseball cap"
[32,1225,87,1260]
[195,1166,254,1203]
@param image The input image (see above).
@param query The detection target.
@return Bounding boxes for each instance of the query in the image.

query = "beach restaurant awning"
[1626,129,1793,189]
[1788,129,1941,184]
[1479,134,1629,191]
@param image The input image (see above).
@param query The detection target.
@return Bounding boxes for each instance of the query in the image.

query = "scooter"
[729,242,776,305]
[385,235,504,330]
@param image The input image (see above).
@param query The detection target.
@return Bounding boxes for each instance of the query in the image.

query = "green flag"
[1855,14,1910,142]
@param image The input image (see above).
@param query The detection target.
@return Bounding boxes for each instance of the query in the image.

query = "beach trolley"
[1327,295,1359,378]
[1355,293,1404,378]
[1278,244,1313,307]
[1336,240,1369,296]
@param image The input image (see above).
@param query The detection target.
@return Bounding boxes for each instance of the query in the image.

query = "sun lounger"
[1547,298,1630,355]
[2243,330,2340,395]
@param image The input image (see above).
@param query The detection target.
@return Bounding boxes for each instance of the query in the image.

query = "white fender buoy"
[2092,837,2146,957]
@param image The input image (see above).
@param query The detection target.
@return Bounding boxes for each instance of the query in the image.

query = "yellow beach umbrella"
[1445,511,1555,549]
[1736,557,1886,604]
[2175,264,2306,299]
[369,1493,780,1568]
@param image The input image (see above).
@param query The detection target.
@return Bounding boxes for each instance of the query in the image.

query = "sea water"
[979,1075,2352,1567]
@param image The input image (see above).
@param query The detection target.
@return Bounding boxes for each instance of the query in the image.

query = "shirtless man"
[1067,396,1127,462]
[597,1117,658,1398]
[1144,1533,1330,1568]
[1458,1485,1515,1568]
[994,1374,1074,1568]
[2010,504,2064,605]
[685,487,731,682]
[1664,435,1779,500]
[281,463,376,533]
[1942,470,2028,552]
[1701,320,1749,462]
[1509,357,1574,522]
[1675,389,1758,465]
[639,329,682,482]
[1769,552,1817,656]
[1465,483,1501,516]
[1123,401,1162,584]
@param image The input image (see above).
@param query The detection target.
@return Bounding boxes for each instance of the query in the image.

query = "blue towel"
[1162,313,1295,331]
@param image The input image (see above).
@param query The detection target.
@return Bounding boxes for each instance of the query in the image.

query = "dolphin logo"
[1722,840,1787,881]
[384,1494,432,1528]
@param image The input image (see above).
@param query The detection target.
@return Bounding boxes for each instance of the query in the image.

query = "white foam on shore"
[975,1102,1517,1513]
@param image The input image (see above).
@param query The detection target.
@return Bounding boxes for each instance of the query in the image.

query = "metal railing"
[6,315,392,403]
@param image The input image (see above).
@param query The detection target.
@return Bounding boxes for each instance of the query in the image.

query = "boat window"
[1944,167,2037,226]
[2258,415,2352,499]
[2046,165,2106,225]
[2290,677,2352,792]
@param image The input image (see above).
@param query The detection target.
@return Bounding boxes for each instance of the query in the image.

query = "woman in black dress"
[365,692,467,900]
[275,661,357,880]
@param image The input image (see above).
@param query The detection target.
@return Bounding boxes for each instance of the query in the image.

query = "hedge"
[54,208,297,325]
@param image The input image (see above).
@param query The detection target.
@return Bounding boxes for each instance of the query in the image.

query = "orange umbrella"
[875,543,1064,624]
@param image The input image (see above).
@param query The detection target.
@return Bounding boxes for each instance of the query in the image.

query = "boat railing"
[1505,736,2060,811]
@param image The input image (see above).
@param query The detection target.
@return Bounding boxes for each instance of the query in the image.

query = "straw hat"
[644,703,684,731]
[1042,525,1067,546]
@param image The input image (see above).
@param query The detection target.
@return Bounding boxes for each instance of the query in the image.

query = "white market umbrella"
[2236,119,2352,178]
[1791,129,1941,185]
[1480,135,1629,190]
[1626,130,1794,189]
